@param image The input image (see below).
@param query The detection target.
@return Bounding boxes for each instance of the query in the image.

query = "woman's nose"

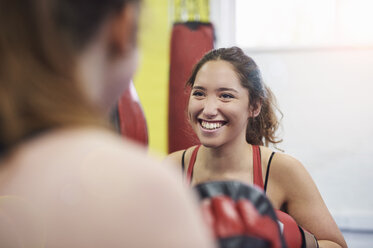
[202,97,218,118]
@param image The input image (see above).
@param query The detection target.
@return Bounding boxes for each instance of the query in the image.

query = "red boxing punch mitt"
[194,181,287,248]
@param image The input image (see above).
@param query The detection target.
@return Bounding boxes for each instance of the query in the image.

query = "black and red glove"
[276,211,318,248]
[194,181,286,248]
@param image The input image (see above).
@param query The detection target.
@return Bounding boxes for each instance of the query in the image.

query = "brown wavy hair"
[186,46,282,146]
[0,0,139,153]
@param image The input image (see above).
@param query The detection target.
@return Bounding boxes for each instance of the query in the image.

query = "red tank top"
[186,145,264,188]
[185,145,304,248]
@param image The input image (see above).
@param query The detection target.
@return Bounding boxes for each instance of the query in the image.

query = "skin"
[165,60,347,248]
[0,3,215,248]
[77,4,139,114]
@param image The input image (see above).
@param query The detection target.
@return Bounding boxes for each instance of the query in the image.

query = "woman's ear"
[249,102,262,118]
[108,3,139,58]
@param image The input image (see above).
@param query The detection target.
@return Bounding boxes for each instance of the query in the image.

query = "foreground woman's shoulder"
[164,150,185,166]
[3,128,215,247]
[14,127,183,181]
[164,145,200,169]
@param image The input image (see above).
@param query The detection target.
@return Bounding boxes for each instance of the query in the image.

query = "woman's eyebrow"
[216,87,239,93]
[192,86,206,90]
[192,86,239,93]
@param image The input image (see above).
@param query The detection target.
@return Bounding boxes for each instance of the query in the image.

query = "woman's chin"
[199,140,222,149]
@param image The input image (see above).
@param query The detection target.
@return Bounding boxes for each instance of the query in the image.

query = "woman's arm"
[268,153,347,248]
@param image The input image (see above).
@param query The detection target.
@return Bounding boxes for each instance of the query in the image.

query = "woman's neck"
[201,138,253,174]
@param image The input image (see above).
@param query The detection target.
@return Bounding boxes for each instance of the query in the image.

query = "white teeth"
[201,121,223,130]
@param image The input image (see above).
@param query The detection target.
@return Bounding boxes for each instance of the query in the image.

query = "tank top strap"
[252,145,264,189]
[186,145,201,184]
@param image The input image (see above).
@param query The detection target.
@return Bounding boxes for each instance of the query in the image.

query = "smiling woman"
[165,47,347,248]
[185,47,281,147]
[187,60,251,148]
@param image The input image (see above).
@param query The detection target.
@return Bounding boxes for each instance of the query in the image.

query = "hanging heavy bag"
[168,21,214,153]
[111,81,148,146]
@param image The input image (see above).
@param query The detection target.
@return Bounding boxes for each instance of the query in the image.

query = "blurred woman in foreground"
[0,0,214,247]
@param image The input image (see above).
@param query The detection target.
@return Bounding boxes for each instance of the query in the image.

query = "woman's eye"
[221,93,234,99]
[192,91,204,97]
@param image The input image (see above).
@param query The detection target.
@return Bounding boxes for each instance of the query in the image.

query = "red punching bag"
[114,81,148,146]
[168,21,214,153]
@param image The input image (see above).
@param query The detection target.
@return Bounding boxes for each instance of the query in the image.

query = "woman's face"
[100,3,140,112]
[188,60,251,148]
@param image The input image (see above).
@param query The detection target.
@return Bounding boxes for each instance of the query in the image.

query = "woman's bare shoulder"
[260,147,309,195]
[263,149,347,247]
[6,127,180,188]
[260,147,305,174]
[164,150,185,165]
[164,145,200,169]
[1,128,215,248]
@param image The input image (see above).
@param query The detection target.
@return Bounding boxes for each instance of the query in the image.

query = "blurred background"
[127,0,373,246]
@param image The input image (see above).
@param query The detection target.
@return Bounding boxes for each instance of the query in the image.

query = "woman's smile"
[199,119,227,132]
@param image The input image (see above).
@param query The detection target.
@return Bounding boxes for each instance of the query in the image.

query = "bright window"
[235,0,373,49]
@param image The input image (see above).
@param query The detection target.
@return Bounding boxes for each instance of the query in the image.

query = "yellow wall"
[133,0,170,155]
